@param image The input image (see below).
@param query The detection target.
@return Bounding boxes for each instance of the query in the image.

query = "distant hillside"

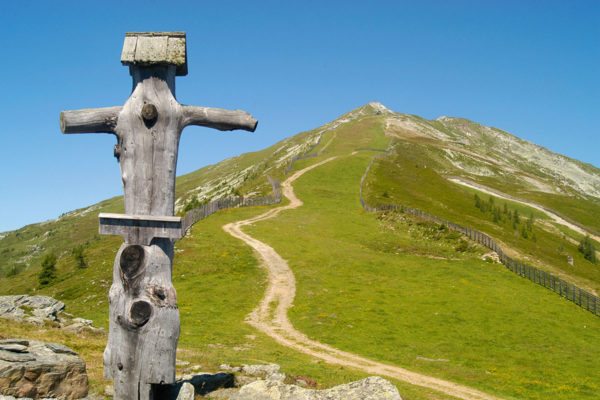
[1,103,600,400]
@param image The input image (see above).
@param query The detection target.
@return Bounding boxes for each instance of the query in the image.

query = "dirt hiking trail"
[223,156,502,400]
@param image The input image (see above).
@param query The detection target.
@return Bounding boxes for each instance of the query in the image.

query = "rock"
[176,382,195,400]
[63,323,88,333]
[0,295,64,323]
[0,339,88,399]
[206,387,240,399]
[0,345,27,353]
[240,364,281,379]
[45,343,77,355]
[104,384,115,397]
[0,350,36,363]
[0,340,29,347]
[72,318,93,326]
[222,364,285,385]
[0,295,101,334]
[231,376,402,400]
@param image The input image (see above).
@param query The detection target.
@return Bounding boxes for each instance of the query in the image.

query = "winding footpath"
[223,156,501,400]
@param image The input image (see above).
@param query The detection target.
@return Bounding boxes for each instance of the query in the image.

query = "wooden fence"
[284,133,325,174]
[360,155,600,317]
[182,178,281,233]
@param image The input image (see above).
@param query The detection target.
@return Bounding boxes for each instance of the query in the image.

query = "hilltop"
[1,103,600,399]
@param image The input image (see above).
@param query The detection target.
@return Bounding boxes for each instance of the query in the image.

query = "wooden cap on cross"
[121,32,188,76]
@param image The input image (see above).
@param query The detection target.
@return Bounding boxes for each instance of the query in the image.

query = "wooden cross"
[60,32,257,400]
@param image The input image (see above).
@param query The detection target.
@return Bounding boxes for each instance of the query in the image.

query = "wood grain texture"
[63,33,257,398]
[182,106,258,132]
[60,107,122,134]
[121,32,187,76]
[104,239,179,400]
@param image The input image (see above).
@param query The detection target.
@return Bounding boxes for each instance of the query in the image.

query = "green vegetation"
[72,245,87,269]
[247,148,600,400]
[1,104,600,399]
[578,236,597,264]
[367,141,600,294]
[473,194,537,241]
[38,253,57,286]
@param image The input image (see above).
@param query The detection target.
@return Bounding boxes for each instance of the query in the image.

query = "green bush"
[578,236,597,264]
[72,245,87,268]
[38,253,57,286]
[183,196,202,213]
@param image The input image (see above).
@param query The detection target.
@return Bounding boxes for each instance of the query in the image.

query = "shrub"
[455,239,470,252]
[578,236,597,264]
[183,196,202,213]
[72,245,87,268]
[38,253,57,286]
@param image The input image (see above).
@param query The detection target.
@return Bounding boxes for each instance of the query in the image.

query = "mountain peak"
[365,101,393,114]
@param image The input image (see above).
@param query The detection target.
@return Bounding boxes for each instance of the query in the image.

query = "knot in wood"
[141,103,158,125]
[130,300,152,327]
[120,245,145,280]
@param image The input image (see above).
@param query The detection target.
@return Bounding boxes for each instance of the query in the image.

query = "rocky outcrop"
[96,363,402,399]
[0,296,101,333]
[0,339,88,399]
[0,296,64,325]
[230,376,402,400]
[207,364,402,400]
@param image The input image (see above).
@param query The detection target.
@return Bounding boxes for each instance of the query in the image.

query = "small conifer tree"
[38,253,57,286]
[474,194,481,210]
[578,236,597,264]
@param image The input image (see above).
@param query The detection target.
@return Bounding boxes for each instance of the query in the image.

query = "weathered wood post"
[60,32,257,399]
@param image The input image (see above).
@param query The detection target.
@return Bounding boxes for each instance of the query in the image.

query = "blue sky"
[0,1,598,232]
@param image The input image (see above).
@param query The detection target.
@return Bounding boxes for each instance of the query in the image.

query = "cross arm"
[181,106,257,132]
[60,106,123,134]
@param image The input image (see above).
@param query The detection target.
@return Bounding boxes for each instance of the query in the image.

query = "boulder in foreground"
[0,339,88,399]
[230,376,402,400]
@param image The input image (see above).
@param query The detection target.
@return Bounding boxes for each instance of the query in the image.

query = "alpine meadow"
[1,102,599,399]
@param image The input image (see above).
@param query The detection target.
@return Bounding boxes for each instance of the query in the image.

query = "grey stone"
[176,382,195,400]
[63,323,87,333]
[240,364,281,379]
[0,296,64,324]
[0,340,29,347]
[231,376,402,400]
[206,388,240,399]
[104,384,114,397]
[0,345,27,353]
[0,339,88,399]
[45,343,77,355]
[72,318,93,326]
[0,350,35,363]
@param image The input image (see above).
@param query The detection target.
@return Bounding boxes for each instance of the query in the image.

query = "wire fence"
[181,177,281,234]
[360,156,600,317]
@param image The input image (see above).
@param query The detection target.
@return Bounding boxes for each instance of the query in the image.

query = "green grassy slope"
[245,119,600,399]
[365,141,600,294]
[1,103,599,399]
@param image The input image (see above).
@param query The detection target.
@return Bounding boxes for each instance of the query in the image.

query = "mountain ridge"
[2,103,600,399]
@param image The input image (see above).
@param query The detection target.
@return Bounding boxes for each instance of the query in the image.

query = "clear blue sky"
[0,1,598,232]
